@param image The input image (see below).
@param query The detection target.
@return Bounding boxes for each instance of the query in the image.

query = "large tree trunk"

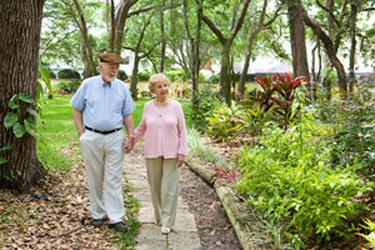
[220,45,232,105]
[0,0,45,190]
[287,0,309,77]
[112,0,139,54]
[72,0,96,78]
[130,54,140,100]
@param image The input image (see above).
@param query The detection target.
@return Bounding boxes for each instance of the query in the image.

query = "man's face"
[100,63,120,82]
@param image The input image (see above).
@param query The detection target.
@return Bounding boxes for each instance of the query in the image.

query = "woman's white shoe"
[161,226,171,234]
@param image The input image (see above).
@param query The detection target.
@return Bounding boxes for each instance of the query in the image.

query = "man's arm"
[123,114,135,152]
[73,109,85,136]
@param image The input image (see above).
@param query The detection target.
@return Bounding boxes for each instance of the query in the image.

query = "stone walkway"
[124,145,202,250]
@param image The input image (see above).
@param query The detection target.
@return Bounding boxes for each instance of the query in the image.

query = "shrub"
[166,70,187,82]
[57,80,81,94]
[118,70,128,81]
[199,72,206,83]
[138,71,151,81]
[206,103,264,142]
[318,86,375,180]
[206,103,245,141]
[58,69,81,79]
[190,87,220,132]
[235,108,373,248]
[208,74,220,84]
[49,70,57,79]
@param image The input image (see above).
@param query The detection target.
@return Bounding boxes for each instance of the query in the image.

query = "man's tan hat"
[98,53,124,64]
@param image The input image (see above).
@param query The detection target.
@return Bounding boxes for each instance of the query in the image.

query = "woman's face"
[154,81,169,99]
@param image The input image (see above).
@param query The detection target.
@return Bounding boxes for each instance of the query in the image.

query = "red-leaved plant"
[255,75,275,112]
[255,72,308,128]
[272,72,308,127]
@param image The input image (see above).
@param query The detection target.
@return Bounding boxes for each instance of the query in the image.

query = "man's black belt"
[85,126,122,135]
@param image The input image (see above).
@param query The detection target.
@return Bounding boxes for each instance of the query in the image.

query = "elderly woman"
[129,73,187,234]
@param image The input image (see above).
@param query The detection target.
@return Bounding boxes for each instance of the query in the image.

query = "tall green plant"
[235,107,373,248]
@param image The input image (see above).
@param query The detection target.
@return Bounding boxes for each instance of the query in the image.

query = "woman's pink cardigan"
[134,100,188,159]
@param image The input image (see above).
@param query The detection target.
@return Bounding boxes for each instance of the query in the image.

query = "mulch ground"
[0,144,116,250]
[0,140,244,250]
[179,165,242,250]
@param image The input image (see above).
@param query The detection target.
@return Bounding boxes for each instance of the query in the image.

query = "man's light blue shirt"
[70,75,135,131]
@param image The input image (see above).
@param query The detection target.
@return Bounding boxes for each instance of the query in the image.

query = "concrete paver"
[124,147,202,250]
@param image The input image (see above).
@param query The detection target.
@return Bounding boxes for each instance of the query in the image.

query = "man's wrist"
[128,134,135,139]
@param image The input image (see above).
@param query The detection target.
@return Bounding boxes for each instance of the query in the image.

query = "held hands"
[176,154,185,167]
[123,136,135,153]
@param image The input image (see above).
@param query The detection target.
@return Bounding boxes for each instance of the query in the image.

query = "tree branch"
[202,15,226,44]
[315,0,340,27]
[228,0,251,43]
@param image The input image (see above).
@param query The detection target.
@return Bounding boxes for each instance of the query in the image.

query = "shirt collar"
[100,75,112,87]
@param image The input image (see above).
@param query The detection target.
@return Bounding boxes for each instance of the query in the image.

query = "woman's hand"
[123,138,134,152]
[176,154,185,167]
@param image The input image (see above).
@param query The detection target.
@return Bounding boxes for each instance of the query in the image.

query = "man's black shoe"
[108,222,128,233]
[92,219,104,227]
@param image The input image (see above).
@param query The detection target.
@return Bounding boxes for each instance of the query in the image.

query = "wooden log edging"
[186,157,272,250]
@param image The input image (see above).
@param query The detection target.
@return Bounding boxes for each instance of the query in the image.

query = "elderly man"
[70,53,135,232]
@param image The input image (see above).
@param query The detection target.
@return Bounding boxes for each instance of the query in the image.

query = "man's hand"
[176,154,185,167]
[123,138,134,153]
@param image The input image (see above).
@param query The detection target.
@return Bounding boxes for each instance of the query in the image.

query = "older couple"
[70,53,187,235]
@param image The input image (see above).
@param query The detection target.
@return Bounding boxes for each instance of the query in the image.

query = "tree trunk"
[287,0,309,77]
[72,0,96,78]
[348,0,359,95]
[302,8,348,99]
[108,0,116,52]
[202,0,251,104]
[112,0,139,54]
[220,45,232,105]
[192,0,203,96]
[159,2,166,73]
[238,0,267,97]
[130,54,140,100]
[0,0,45,190]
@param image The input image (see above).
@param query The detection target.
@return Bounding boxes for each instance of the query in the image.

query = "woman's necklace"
[154,98,168,106]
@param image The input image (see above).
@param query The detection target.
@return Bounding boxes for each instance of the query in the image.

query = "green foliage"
[166,70,187,81]
[317,85,375,180]
[0,145,12,165]
[206,100,267,142]
[190,87,220,132]
[198,72,206,83]
[58,69,81,79]
[208,74,220,84]
[360,219,375,248]
[137,71,151,81]
[235,108,373,247]
[206,102,246,141]
[57,80,81,94]
[187,128,228,169]
[112,180,141,249]
[3,93,38,138]
[118,70,128,81]
[38,64,53,98]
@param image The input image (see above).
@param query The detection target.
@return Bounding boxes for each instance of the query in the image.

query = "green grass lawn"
[37,95,192,172]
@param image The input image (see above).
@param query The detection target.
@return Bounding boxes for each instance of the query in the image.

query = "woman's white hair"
[148,73,170,93]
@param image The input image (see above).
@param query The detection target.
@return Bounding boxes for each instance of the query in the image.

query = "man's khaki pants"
[80,129,125,224]
[146,157,180,227]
